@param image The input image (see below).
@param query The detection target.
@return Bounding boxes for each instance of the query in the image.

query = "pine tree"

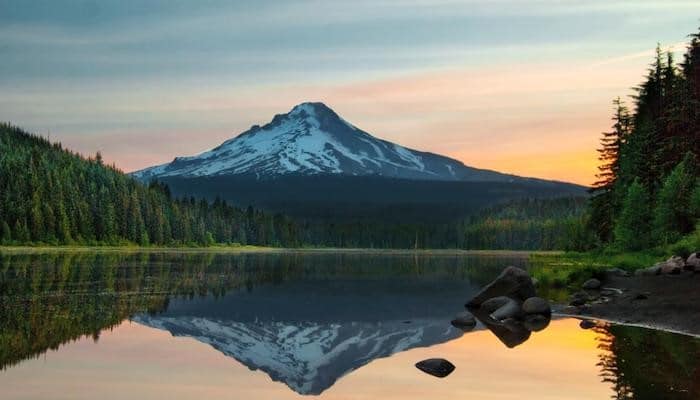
[589,97,631,242]
[652,153,697,243]
[614,179,652,251]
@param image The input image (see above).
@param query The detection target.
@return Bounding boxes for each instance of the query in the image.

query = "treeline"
[589,29,700,251]
[289,197,587,250]
[0,123,589,250]
[0,123,300,247]
[462,197,590,250]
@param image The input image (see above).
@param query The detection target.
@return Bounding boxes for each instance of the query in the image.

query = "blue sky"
[2,0,699,183]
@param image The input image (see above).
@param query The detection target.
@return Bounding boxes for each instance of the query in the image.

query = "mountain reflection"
[0,251,517,394]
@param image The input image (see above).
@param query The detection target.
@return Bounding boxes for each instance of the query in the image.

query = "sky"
[1,1,699,185]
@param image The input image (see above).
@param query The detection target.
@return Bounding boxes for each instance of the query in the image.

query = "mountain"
[130,103,586,234]
[132,102,543,183]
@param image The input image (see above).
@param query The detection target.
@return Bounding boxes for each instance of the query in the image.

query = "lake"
[1,251,698,399]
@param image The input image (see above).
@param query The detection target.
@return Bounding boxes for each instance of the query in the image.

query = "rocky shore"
[557,253,700,337]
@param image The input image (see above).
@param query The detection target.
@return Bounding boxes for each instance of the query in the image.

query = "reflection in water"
[0,250,518,394]
[1,251,699,399]
[594,323,700,400]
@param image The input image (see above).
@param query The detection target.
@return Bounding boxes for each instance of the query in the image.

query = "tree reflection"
[594,323,700,399]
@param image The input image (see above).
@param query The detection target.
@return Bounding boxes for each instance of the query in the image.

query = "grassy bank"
[530,228,700,299]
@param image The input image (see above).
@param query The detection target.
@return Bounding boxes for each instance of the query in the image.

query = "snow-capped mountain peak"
[131,102,515,182]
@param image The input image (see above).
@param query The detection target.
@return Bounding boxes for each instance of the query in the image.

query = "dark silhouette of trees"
[590,29,700,249]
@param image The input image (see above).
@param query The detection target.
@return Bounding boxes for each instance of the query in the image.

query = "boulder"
[490,297,522,321]
[634,265,661,276]
[466,266,536,307]
[569,291,589,306]
[450,311,476,331]
[606,268,631,278]
[686,253,700,271]
[655,256,685,275]
[523,314,551,332]
[582,278,602,290]
[521,297,551,315]
[415,358,456,378]
[480,296,511,313]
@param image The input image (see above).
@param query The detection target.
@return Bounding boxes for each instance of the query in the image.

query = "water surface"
[0,251,698,399]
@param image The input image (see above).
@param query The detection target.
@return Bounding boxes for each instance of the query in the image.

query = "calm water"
[0,251,698,399]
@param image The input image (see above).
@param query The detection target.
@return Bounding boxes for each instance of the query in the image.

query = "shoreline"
[0,246,558,256]
[555,273,700,338]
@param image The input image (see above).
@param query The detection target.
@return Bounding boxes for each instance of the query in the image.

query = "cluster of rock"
[416,266,552,378]
[414,266,555,378]
[635,253,700,276]
[462,266,552,346]
[564,277,616,314]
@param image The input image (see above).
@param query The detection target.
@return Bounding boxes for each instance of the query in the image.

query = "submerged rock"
[415,358,456,378]
[521,297,551,315]
[582,278,602,290]
[466,266,536,307]
[450,312,476,331]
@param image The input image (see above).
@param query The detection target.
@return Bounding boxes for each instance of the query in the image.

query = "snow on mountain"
[131,102,516,182]
[134,315,461,395]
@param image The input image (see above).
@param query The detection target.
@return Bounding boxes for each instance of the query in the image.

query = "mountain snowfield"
[134,314,460,395]
[132,102,520,182]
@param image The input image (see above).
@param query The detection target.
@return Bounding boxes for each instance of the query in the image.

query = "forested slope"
[0,123,298,246]
[589,29,700,250]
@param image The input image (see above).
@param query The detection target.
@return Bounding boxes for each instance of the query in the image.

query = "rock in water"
[582,278,601,290]
[466,266,536,307]
[480,296,511,313]
[415,358,456,378]
[490,297,522,321]
[450,312,476,331]
[521,297,551,315]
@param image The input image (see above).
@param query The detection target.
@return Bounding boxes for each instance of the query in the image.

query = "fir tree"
[652,153,697,243]
[614,179,651,251]
[589,97,630,242]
